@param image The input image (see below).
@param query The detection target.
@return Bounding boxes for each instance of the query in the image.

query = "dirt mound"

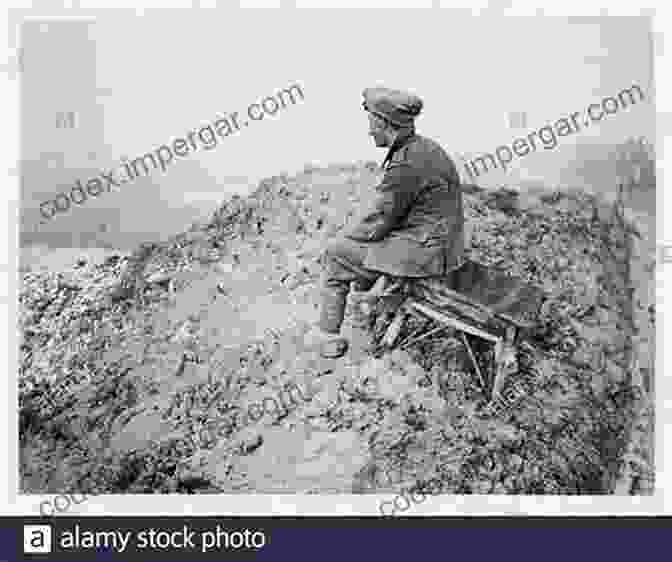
[19,163,655,496]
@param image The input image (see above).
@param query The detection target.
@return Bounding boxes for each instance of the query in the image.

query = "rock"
[239,431,264,455]
[146,270,172,284]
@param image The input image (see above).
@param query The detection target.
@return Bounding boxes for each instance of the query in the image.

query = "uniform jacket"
[346,130,465,277]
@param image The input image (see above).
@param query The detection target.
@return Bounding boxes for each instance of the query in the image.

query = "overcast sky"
[20,12,655,248]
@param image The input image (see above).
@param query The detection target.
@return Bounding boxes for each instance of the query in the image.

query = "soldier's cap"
[362,87,423,127]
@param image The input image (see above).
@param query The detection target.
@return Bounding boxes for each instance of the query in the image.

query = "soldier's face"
[368,113,391,147]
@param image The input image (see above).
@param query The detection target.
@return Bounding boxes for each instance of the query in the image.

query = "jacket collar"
[382,128,416,168]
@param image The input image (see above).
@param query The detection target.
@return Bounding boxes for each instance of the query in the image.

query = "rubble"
[19,162,654,496]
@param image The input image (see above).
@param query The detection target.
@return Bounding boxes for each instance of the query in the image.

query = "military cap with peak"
[362,87,423,127]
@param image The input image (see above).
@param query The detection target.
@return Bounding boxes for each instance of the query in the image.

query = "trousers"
[319,237,382,334]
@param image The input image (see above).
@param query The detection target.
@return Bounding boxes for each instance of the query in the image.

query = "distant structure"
[21,20,108,247]
[55,111,77,129]
[22,20,101,180]
[506,111,528,130]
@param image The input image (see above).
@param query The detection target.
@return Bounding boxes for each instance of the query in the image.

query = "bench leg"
[491,326,518,399]
[460,332,487,391]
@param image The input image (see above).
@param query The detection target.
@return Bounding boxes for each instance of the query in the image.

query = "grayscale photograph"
[16,11,655,514]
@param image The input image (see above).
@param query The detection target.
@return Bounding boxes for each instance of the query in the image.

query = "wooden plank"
[399,325,450,349]
[408,300,501,344]
[413,286,493,325]
[416,279,496,318]
[418,260,544,329]
[460,332,487,390]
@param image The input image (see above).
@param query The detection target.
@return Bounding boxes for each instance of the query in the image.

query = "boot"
[303,325,349,359]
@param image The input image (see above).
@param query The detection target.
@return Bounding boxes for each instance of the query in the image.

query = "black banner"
[5,516,671,561]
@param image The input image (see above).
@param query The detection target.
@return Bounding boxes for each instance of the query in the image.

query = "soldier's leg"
[319,237,380,334]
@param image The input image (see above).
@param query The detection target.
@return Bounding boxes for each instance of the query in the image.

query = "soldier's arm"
[346,161,419,242]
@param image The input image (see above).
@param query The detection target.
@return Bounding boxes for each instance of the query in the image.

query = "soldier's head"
[366,112,399,148]
[362,87,423,148]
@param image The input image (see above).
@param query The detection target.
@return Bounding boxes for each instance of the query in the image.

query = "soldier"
[307,87,465,358]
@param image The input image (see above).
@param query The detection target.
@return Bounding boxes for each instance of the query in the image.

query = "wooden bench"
[365,260,546,399]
